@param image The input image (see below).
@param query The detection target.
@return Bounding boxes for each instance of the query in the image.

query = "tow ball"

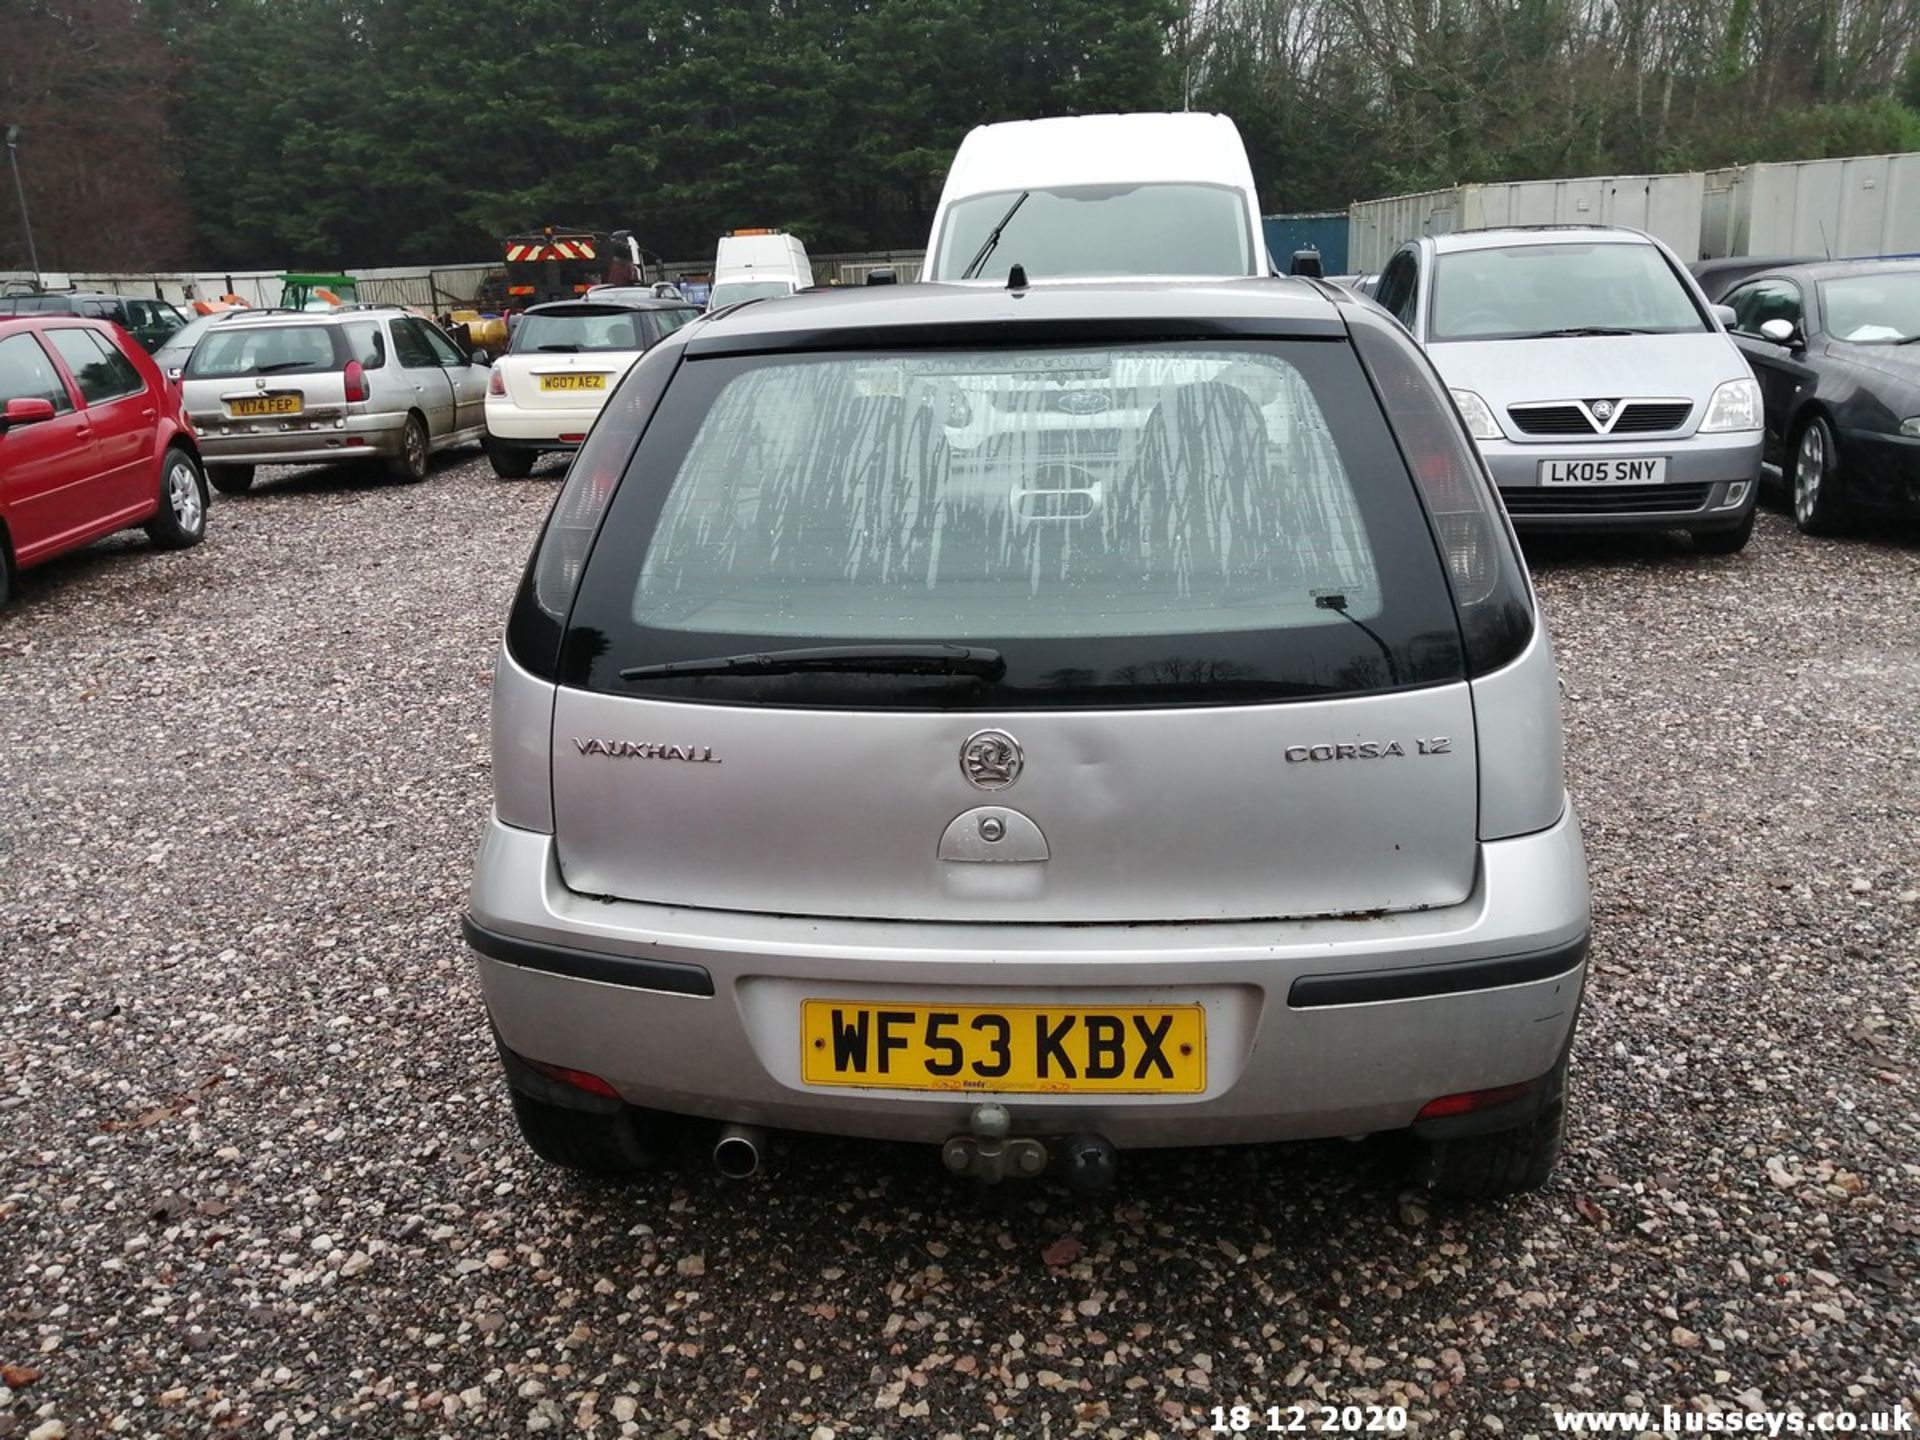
[941,1104,1118,1194]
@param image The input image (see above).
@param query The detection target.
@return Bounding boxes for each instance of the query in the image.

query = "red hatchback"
[0,315,209,608]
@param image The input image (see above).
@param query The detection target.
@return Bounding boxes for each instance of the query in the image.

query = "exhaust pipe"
[712,1123,765,1179]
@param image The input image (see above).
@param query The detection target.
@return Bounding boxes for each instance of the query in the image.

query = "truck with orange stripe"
[501,226,646,307]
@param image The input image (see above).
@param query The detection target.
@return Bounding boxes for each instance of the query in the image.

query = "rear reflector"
[559,432,586,443]
[1416,1082,1532,1120]
[344,436,366,447]
[507,285,535,296]
[522,1057,621,1101]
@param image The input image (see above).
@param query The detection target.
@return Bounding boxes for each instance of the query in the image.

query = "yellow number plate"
[800,1002,1205,1094]
[539,373,607,391]
[229,395,302,416]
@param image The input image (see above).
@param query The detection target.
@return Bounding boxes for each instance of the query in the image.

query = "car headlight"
[1900,417,1920,439]
[1699,377,1762,432]
[1449,389,1502,441]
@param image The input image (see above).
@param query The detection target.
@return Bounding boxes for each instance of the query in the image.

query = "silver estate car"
[1373,227,1764,552]
[179,307,490,491]
[466,280,1592,1198]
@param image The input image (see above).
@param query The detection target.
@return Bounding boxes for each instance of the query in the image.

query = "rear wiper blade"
[252,360,317,373]
[621,644,1006,681]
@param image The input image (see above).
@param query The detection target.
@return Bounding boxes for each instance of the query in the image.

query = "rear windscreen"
[185,325,342,378]
[513,308,647,353]
[562,341,1466,709]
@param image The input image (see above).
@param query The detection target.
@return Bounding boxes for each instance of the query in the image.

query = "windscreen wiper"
[621,644,1006,681]
[1510,326,1651,339]
[960,192,1030,281]
[535,344,581,352]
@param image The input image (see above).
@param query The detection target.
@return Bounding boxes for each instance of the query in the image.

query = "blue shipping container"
[1262,212,1349,275]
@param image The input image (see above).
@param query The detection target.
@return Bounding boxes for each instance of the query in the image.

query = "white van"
[708,230,813,309]
[924,113,1269,284]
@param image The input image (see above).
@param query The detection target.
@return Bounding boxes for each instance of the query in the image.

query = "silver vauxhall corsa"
[465,279,1592,1198]
[1373,227,1764,552]
[179,307,490,491]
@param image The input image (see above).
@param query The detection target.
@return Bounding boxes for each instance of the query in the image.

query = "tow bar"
[941,1104,1118,1193]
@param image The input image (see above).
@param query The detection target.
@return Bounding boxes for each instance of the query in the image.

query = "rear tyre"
[486,438,537,479]
[508,1089,657,1177]
[207,464,256,495]
[1692,508,1754,556]
[1416,1047,1569,1199]
[0,541,12,609]
[389,414,431,483]
[145,447,209,550]
[1791,415,1846,536]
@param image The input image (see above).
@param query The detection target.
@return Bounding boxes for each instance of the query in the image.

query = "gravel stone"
[2,457,1916,1436]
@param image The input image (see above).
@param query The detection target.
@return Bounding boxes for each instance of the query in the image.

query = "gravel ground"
[2,451,1916,1439]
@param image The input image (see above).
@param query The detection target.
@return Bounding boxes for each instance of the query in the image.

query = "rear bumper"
[1479,429,1763,532]
[485,398,602,444]
[191,411,405,465]
[464,806,1592,1148]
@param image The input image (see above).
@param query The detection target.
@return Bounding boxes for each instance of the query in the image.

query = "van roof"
[939,113,1257,199]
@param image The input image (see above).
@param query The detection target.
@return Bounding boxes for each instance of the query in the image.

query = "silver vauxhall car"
[465,280,1592,1198]
[1373,227,1764,552]
[179,307,490,491]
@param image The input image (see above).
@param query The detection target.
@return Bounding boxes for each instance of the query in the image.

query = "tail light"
[488,368,506,396]
[343,360,368,403]
[1350,320,1533,676]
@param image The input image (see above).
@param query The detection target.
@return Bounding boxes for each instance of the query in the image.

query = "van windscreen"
[562,341,1466,709]
[934,185,1254,281]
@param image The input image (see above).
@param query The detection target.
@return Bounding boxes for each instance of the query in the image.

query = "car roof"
[1743,257,1920,284]
[940,112,1255,197]
[681,278,1346,355]
[1428,226,1656,253]
[1688,254,1818,276]
[531,294,695,312]
[214,306,413,326]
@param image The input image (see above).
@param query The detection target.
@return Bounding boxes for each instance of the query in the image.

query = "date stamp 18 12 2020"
[1212,1406,1411,1434]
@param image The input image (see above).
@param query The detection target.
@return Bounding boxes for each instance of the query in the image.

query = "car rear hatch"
[501,304,647,411]
[180,321,351,432]
[539,330,1510,925]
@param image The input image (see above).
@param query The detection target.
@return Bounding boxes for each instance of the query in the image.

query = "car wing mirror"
[1711,303,1737,329]
[1758,318,1799,346]
[0,396,57,431]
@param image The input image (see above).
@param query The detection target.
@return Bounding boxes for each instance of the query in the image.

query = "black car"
[1689,255,1819,305]
[1722,260,1920,534]
[0,290,189,353]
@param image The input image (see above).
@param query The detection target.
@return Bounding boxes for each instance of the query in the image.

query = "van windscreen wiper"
[960,192,1030,281]
[621,644,1006,681]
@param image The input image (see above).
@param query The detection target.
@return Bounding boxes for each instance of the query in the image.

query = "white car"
[923,113,1270,284]
[483,295,699,477]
